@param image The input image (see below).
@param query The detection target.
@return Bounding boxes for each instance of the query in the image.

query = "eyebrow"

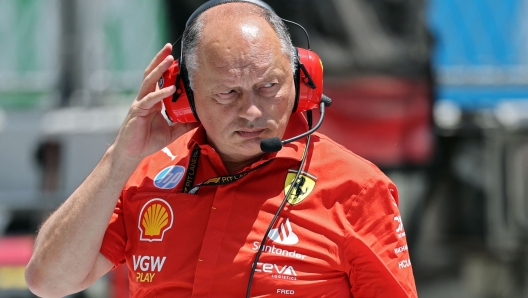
[211,67,285,89]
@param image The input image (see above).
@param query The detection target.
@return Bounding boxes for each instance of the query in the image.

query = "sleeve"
[99,194,127,269]
[343,177,417,298]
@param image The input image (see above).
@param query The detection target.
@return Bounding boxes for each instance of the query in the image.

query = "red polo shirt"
[100,113,417,297]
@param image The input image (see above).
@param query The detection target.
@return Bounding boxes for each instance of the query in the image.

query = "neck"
[221,154,263,174]
[203,134,264,174]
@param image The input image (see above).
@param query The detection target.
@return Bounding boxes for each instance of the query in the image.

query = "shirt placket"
[191,183,236,297]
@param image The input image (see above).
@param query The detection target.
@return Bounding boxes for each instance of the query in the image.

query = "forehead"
[195,5,287,80]
[198,3,281,52]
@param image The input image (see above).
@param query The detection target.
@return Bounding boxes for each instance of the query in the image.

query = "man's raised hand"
[113,43,196,163]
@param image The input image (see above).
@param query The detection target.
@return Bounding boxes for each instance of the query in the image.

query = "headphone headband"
[186,0,275,28]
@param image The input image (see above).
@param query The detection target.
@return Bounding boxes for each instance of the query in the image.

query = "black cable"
[171,35,183,49]
[281,99,326,145]
[245,132,312,298]
[282,18,311,50]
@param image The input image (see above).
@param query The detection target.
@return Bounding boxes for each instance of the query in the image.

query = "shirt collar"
[187,113,309,165]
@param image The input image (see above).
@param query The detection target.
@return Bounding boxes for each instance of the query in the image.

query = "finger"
[137,55,174,100]
[143,43,173,80]
[144,54,174,87]
[137,85,176,112]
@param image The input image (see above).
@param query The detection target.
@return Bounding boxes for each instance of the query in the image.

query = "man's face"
[193,16,295,163]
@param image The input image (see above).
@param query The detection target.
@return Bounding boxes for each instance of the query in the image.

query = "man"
[25,1,417,297]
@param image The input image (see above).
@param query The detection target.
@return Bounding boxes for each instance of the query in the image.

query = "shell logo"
[138,198,174,242]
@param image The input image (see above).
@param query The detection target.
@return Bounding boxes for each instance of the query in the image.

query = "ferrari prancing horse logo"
[284,170,317,205]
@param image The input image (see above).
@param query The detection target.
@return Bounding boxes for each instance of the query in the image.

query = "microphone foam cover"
[260,137,283,153]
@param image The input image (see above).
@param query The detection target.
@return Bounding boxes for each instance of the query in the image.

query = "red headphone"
[159,0,324,123]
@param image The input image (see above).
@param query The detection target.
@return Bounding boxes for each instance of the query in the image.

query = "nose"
[238,91,263,122]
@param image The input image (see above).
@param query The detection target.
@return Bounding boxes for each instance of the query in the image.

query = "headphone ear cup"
[179,59,200,122]
[293,47,323,113]
[161,59,198,123]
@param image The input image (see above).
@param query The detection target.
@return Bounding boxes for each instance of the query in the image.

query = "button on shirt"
[100,113,418,297]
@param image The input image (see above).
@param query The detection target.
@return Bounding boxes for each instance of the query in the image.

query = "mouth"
[236,129,266,139]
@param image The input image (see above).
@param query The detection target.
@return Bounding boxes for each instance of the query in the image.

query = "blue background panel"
[427,0,526,68]
[427,0,528,110]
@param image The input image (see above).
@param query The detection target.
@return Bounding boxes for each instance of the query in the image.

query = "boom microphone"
[260,137,283,153]
[260,94,332,153]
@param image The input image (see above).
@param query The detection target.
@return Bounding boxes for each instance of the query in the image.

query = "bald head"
[182,2,296,89]
[202,2,270,24]
[199,6,282,75]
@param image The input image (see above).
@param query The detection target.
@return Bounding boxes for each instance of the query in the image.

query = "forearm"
[26,145,140,296]
[25,43,184,297]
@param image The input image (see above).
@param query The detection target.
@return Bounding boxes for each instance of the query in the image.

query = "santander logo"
[268,218,299,245]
